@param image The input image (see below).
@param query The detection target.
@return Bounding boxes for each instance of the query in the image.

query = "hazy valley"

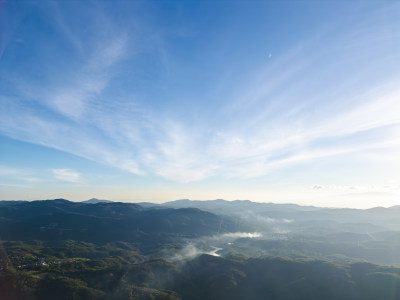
[1,199,400,299]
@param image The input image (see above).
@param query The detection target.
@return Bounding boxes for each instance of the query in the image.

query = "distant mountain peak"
[82,198,113,204]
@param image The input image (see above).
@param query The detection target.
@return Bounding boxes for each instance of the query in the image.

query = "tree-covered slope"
[2,253,400,300]
[0,199,247,243]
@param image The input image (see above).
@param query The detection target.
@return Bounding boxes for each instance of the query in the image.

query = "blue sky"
[1,0,399,207]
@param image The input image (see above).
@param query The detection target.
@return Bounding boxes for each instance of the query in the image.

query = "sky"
[0,0,399,208]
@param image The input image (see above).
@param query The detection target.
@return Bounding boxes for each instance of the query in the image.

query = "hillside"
[2,253,400,300]
[2,199,400,299]
[0,199,246,245]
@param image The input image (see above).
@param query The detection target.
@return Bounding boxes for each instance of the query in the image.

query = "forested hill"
[0,199,246,243]
[2,199,400,299]
[2,253,400,300]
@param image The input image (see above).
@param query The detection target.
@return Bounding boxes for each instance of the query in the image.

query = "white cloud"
[0,165,30,177]
[46,34,127,120]
[0,2,399,185]
[52,169,80,183]
[212,232,262,239]
[0,165,41,182]
[2,81,399,183]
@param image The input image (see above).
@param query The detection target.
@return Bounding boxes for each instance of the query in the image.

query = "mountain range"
[2,198,400,299]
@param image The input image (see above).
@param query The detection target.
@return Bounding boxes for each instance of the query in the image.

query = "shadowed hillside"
[2,199,400,299]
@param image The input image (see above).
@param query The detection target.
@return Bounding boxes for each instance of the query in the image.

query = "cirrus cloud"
[52,169,80,183]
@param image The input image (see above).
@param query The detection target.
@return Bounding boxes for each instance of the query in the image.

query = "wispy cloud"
[0,165,41,184]
[52,169,80,183]
[1,71,399,183]
[0,1,399,185]
[0,165,30,177]
[47,33,127,120]
[312,184,400,193]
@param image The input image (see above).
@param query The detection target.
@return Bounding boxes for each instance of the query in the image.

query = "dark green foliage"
[0,200,246,244]
[3,243,400,299]
[169,255,400,300]
[35,275,106,300]
[3,199,400,299]
[0,270,38,300]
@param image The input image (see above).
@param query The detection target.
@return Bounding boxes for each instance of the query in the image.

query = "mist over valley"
[2,199,400,299]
